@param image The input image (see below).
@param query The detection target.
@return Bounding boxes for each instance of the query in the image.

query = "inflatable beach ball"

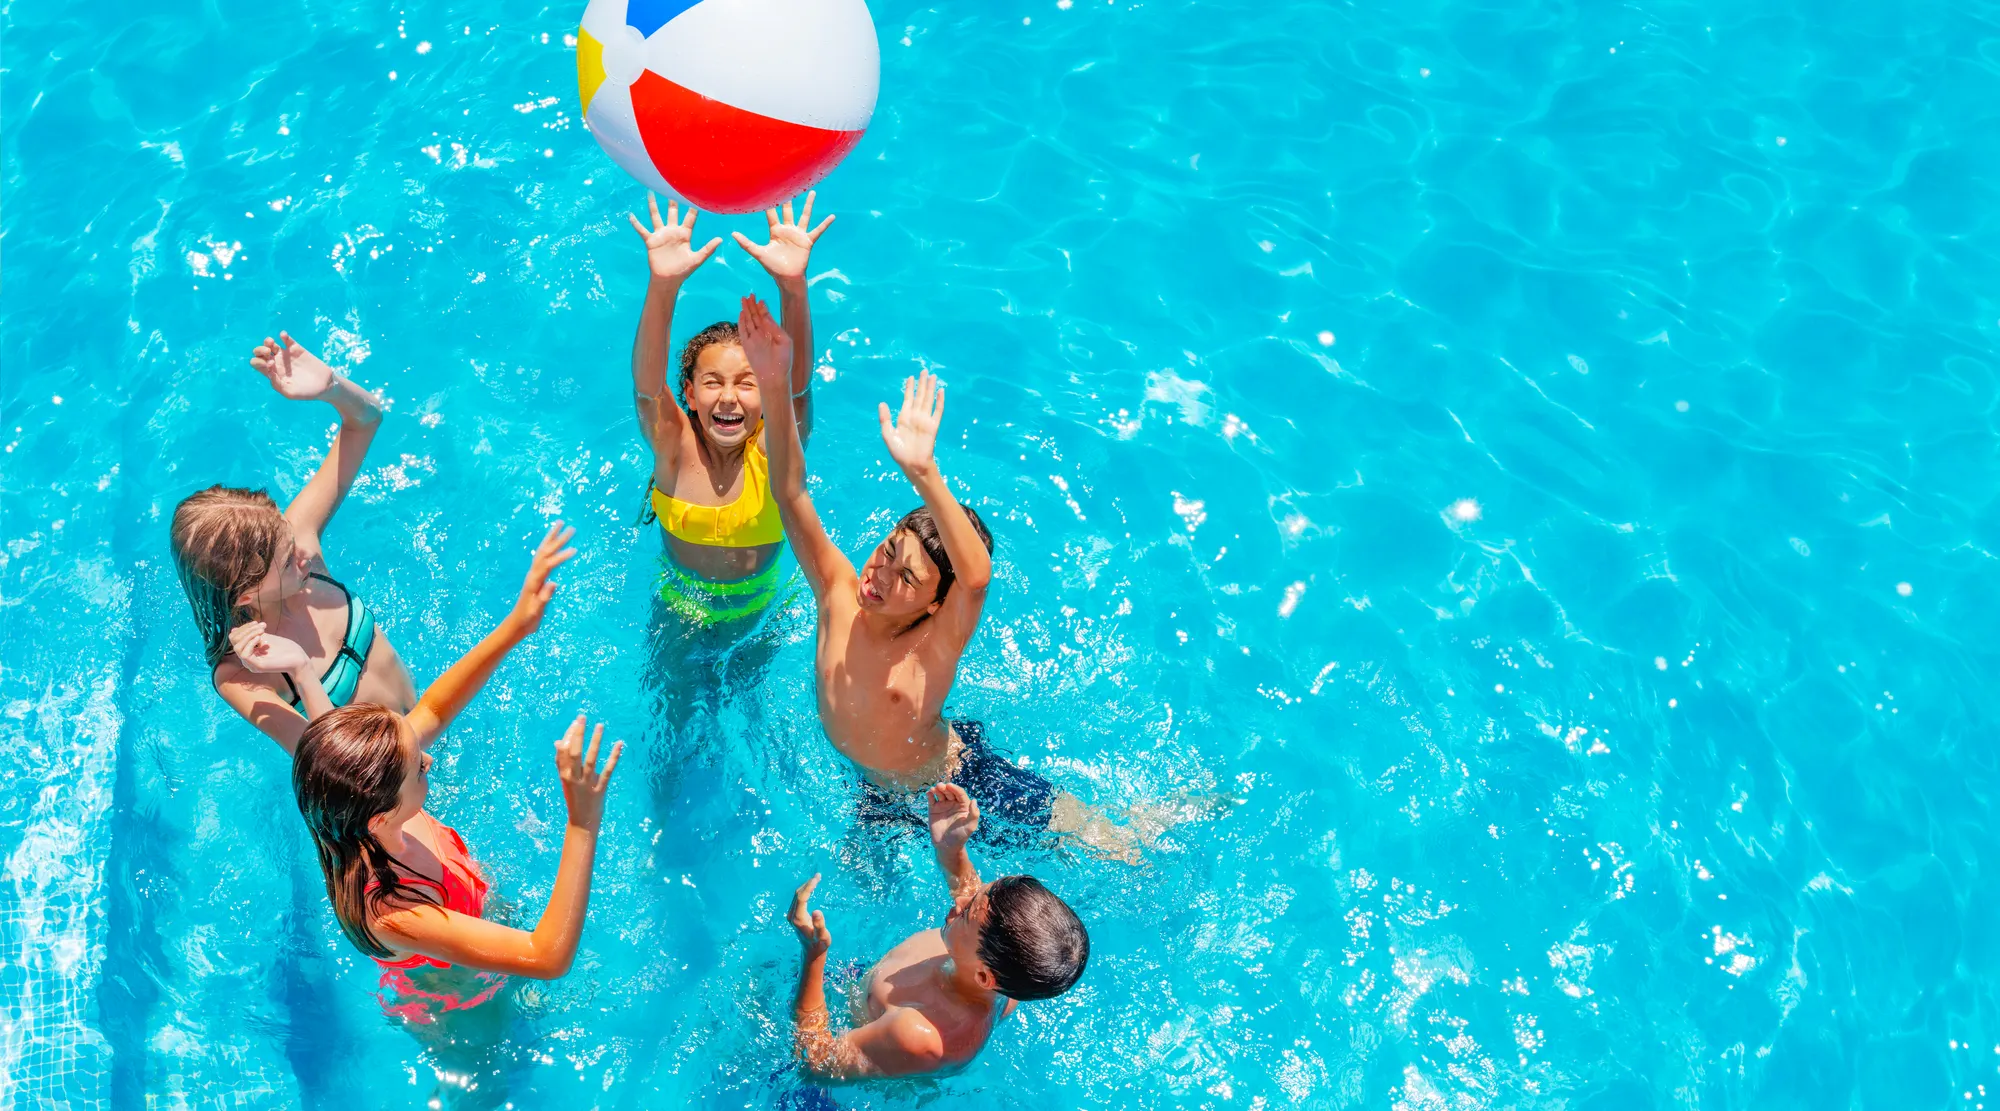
[577,0,880,213]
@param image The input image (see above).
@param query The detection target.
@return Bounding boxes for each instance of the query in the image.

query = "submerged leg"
[1048,789,1230,864]
[1047,792,1144,863]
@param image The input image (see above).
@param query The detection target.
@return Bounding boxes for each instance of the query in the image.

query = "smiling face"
[856,527,942,619]
[942,881,999,992]
[234,525,312,612]
[683,342,763,451]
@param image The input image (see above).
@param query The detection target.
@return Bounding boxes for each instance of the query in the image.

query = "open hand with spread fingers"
[879,369,945,476]
[629,194,722,285]
[733,191,834,284]
[555,714,623,832]
[506,521,579,637]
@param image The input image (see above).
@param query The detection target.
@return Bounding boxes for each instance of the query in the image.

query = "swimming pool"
[6,0,1998,1105]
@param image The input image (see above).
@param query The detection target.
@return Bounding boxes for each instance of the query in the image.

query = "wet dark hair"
[170,485,291,669]
[977,875,1089,1001]
[293,705,441,959]
[895,503,994,608]
[677,320,741,406]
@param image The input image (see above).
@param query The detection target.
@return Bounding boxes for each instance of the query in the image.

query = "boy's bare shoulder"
[875,1006,949,1073]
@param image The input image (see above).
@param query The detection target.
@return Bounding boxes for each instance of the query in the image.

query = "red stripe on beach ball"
[631,70,865,213]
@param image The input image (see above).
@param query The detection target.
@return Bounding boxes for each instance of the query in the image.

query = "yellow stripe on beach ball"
[577,26,607,117]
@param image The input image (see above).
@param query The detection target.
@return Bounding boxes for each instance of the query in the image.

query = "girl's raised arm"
[733,191,834,444]
[251,332,384,561]
[404,521,577,746]
[375,715,622,978]
[628,195,721,474]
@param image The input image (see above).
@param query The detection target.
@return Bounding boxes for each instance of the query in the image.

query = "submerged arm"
[792,939,844,1074]
[788,875,945,1079]
[796,990,946,1080]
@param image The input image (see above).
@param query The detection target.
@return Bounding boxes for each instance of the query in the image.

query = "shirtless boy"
[736,297,1085,842]
[787,784,1088,1078]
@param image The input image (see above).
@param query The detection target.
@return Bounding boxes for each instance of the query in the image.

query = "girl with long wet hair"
[294,708,620,979]
[291,524,620,1019]
[170,331,416,752]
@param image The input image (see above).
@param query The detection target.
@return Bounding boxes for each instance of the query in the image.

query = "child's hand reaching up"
[789,873,832,959]
[251,332,338,402]
[737,296,794,395]
[629,194,721,285]
[505,520,578,637]
[880,370,944,477]
[927,783,980,856]
[732,192,833,285]
[554,714,623,833]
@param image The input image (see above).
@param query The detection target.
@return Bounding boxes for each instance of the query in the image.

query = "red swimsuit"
[370,812,506,1022]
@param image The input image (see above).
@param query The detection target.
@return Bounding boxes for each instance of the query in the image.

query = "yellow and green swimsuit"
[646,439,789,626]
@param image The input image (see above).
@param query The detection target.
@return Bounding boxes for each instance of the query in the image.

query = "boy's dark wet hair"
[977,875,1089,1001]
[677,320,741,399]
[896,503,994,606]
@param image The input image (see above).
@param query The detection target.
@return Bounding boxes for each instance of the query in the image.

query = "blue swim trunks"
[855,720,1055,845]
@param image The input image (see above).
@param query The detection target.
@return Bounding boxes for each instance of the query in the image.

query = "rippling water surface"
[6,0,2000,1107]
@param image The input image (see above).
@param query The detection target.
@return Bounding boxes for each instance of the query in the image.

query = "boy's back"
[850,916,1012,1071]
[786,785,1083,1080]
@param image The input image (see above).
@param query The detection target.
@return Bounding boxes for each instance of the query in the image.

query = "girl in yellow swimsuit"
[624,191,833,627]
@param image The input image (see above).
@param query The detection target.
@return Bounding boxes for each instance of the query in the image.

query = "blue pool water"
[6,0,2000,1106]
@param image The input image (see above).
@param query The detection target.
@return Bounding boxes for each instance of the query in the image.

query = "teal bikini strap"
[342,588,375,666]
[288,573,374,711]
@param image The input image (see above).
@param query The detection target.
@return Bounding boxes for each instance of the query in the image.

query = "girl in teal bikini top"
[170,329,415,753]
[277,572,376,712]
